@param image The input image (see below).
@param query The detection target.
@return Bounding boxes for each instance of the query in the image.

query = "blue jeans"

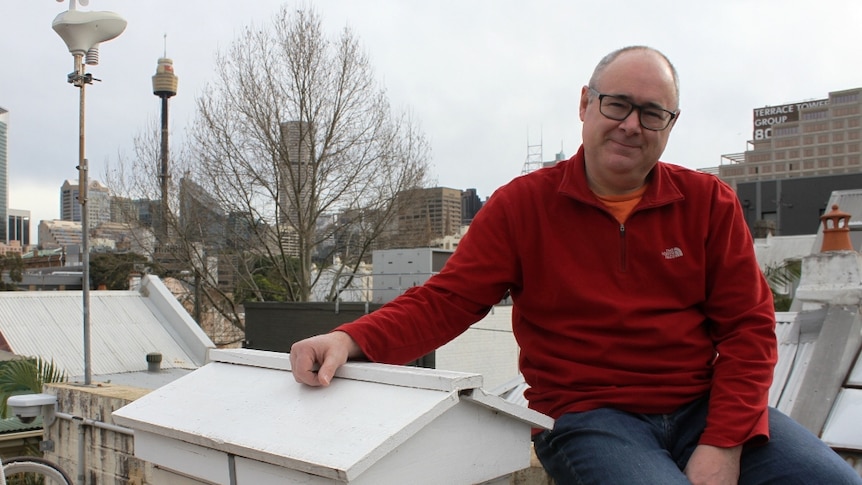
[533,396,861,484]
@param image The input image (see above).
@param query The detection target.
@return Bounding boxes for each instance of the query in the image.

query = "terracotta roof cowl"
[820,204,855,252]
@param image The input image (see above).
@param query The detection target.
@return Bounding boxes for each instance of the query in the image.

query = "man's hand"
[684,444,742,485]
[289,331,364,386]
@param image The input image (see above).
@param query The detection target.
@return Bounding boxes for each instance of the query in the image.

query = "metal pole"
[73,53,92,386]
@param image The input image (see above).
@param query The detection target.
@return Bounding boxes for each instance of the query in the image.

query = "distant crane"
[521,129,566,175]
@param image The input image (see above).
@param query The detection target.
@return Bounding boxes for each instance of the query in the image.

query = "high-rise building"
[179,177,226,247]
[718,87,862,236]
[7,208,30,247]
[392,187,463,248]
[461,188,483,225]
[278,121,313,228]
[0,107,8,243]
[60,179,111,226]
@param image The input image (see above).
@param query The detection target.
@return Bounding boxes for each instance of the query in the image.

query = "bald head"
[589,46,680,107]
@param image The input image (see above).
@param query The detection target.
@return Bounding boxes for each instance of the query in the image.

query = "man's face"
[578,50,679,195]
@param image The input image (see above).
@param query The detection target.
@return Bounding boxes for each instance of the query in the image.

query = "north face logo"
[662,247,683,259]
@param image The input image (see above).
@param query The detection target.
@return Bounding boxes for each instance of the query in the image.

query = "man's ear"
[669,109,681,129]
[579,86,590,122]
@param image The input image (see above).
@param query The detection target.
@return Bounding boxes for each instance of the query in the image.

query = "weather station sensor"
[7,393,58,425]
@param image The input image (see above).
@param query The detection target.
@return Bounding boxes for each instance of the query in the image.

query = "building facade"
[7,208,30,247]
[392,186,463,248]
[278,121,313,229]
[179,177,226,247]
[0,107,8,244]
[718,87,862,236]
[461,188,483,225]
[60,179,112,226]
[38,219,82,249]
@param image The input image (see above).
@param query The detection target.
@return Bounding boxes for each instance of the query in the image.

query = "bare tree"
[189,5,430,302]
[104,6,429,347]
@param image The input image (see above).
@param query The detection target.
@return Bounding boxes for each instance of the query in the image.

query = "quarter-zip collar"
[558,145,685,211]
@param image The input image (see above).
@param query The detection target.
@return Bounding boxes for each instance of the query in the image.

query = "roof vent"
[146,352,163,373]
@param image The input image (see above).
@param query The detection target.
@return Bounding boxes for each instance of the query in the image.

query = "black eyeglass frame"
[588,86,678,131]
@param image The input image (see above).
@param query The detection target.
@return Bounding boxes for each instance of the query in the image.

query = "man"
[291,46,862,484]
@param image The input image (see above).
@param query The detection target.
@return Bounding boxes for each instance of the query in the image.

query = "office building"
[179,177,226,247]
[7,208,30,247]
[461,188,483,225]
[38,219,82,249]
[392,186,463,248]
[60,179,112,226]
[278,121,313,228]
[0,107,8,243]
[718,87,862,236]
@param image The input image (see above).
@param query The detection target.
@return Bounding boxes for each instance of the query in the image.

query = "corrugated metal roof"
[850,355,862,387]
[0,416,42,434]
[0,276,213,382]
[769,311,821,413]
[822,389,862,449]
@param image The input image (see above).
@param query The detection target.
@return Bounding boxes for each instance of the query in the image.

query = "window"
[803,121,829,132]
[774,126,799,136]
[802,110,828,120]
[833,106,860,117]
[832,93,859,104]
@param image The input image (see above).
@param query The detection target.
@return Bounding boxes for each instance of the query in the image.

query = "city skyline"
[3,1,862,237]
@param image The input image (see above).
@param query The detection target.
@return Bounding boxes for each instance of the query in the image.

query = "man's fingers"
[290,332,359,387]
[289,346,324,386]
[316,359,339,386]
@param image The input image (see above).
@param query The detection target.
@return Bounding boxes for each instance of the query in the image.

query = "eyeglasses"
[588,87,678,131]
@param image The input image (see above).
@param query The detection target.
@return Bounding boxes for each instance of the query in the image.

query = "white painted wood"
[115,349,549,483]
[341,401,534,485]
[209,348,293,371]
[461,388,554,430]
[210,348,485,392]
[822,389,862,449]
[135,430,231,485]
[115,361,462,480]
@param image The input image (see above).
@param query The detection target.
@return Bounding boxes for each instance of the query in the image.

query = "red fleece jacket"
[337,146,777,448]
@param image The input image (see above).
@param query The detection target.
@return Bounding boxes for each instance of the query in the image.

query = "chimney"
[819,204,854,252]
[794,204,862,310]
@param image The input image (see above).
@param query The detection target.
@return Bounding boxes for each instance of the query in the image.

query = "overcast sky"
[3,0,862,233]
